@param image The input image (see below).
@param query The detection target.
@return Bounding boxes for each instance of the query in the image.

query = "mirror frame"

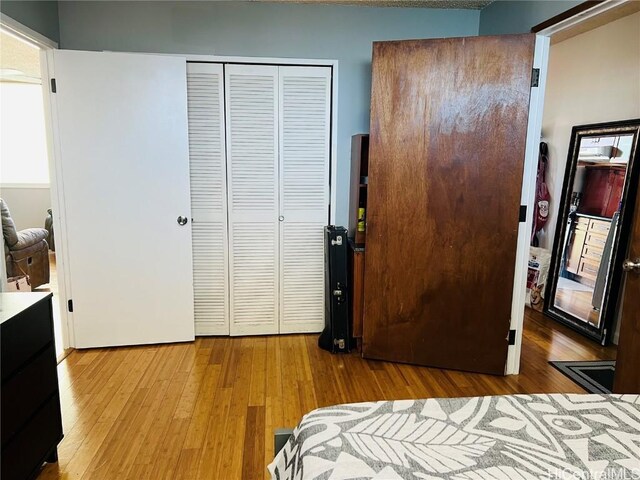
[545,119,640,344]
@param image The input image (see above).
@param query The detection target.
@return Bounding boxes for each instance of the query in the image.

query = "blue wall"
[3,0,579,224]
[57,1,479,226]
[479,0,582,35]
[0,0,59,43]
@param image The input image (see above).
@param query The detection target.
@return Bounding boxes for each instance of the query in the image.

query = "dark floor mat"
[549,360,615,394]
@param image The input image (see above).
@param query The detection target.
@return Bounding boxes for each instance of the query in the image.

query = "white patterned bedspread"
[268,394,640,480]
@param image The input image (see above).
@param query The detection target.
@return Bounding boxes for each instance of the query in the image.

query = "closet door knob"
[622,258,640,273]
[177,216,189,226]
[278,216,285,222]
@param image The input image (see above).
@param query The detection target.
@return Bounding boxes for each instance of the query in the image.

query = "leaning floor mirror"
[545,119,640,344]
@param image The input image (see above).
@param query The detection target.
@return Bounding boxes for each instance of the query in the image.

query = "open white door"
[49,50,194,348]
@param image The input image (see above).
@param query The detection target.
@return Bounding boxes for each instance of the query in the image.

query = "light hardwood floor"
[554,287,601,326]
[38,308,616,480]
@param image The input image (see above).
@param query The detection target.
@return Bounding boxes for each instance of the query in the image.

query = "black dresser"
[1,292,63,480]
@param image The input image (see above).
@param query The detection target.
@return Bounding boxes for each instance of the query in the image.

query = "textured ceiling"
[246,0,492,8]
[0,31,41,83]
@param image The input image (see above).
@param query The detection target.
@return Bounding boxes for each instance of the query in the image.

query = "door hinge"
[50,78,57,93]
[531,68,540,88]
[508,329,516,345]
[67,299,74,312]
[519,205,527,223]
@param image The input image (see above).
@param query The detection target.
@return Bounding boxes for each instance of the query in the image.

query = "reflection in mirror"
[548,123,638,342]
[554,134,631,327]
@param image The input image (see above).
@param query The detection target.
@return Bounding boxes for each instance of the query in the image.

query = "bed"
[268,394,640,479]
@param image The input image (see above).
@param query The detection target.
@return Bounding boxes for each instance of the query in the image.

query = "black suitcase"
[318,226,350,353]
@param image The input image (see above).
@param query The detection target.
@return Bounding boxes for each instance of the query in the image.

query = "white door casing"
[50,50,194,348]
[187,63,230,335]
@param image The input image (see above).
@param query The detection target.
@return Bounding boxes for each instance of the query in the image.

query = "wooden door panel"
[613,180,640,393]
[362,34,535,374]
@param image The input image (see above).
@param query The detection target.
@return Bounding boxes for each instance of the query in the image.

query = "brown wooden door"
[613,185,640,393]
[362,34,536,375]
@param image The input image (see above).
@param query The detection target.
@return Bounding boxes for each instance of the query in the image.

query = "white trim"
[0,13,58,49]
[505,35,550,375]
[536,0,629,37]
[40,50,74,350]
[329,64,339,225]
[0,183,51,189]
[184,54,336,67]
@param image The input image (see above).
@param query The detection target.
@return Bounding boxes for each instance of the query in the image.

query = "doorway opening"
[0,24,68,360]
[522,1,640,393]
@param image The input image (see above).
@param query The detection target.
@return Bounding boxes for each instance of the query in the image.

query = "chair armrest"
[13,228,49,250]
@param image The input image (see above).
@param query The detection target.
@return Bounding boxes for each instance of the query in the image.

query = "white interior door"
[50,50,194,348]
[225,64,279,336]
[278,66,331,334]
[186,63,229,335]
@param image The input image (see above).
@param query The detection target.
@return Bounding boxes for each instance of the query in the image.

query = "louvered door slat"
[226,65,279,336]
[279,66,331,334]
[187,63,229,335]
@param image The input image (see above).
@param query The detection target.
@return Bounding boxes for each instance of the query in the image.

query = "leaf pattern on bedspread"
[342,413,495,473]
[268,394,640,480]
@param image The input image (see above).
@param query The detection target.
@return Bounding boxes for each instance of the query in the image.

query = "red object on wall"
[579,166,626,218]
[532,142,550,244]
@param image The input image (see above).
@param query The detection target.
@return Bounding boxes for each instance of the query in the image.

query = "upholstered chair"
[1,198,50,289]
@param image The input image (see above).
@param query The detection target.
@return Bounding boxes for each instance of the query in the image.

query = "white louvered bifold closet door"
[226,65,280,335]
[278,66,331,334]
[186,63,229,335]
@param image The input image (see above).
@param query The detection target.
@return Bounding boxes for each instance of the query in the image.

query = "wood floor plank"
[54,348,154,479]
[105,345,186,478]
[51,349,143,469]
[242,405,266,480]
[80,348,161,479]
[125,344,192,478]
[38,308,617,480]
[194,387,233,480]
[248,337,267,407]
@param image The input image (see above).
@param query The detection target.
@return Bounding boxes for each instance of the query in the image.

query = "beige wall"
[0,186,51,232]
[541,11,640,250]
[541,11,640,344]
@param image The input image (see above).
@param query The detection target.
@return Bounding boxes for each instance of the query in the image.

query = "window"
[0,82,50,185]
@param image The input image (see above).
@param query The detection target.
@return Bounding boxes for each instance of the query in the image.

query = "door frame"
[506,34,550,375]
[0,14,75,353]
[189,56,337,336]
[506,0,633,374]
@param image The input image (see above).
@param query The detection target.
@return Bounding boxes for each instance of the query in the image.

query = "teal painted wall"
[479,0,582,35]
[1,0,59,43]
[57,1,480,226]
